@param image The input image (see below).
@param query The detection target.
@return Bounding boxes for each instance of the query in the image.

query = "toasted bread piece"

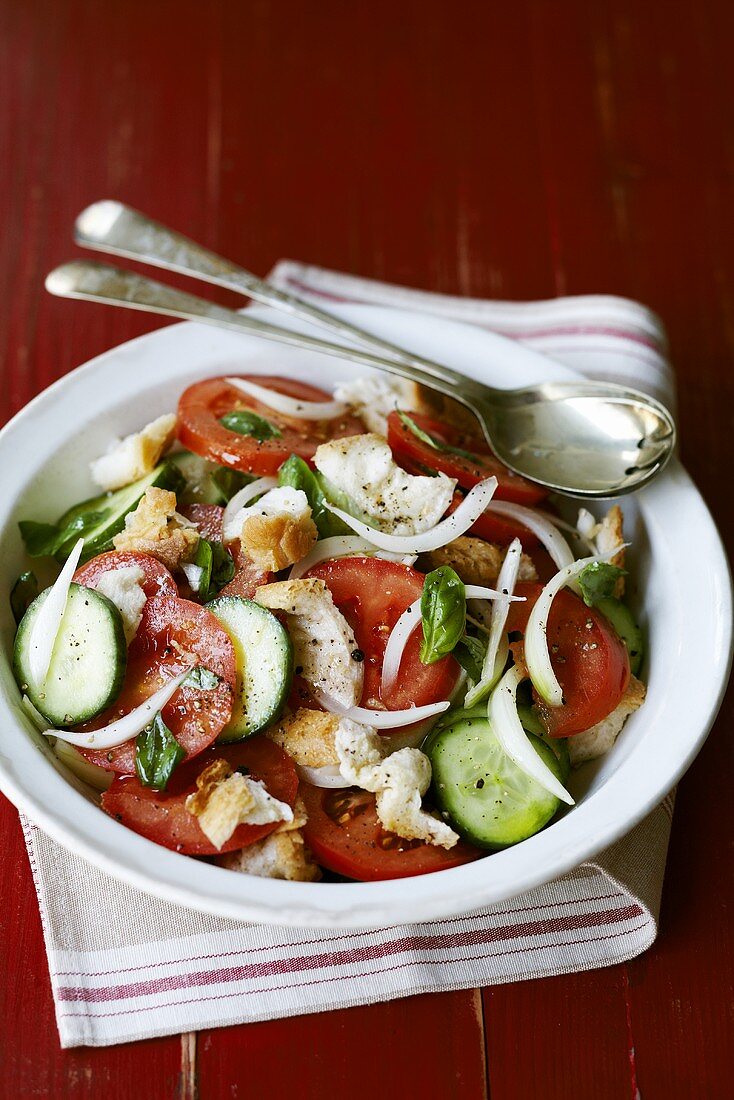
[423,536,537,587]
[568,676,646,766]
[113,487,198,572]
[266,708,340,768]
[596,505,626,596]
[240,511,318,572]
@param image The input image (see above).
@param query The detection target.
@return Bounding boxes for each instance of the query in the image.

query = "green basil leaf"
[453,632,486,682]
[183,666,220,690]
[211,467,254,504]
[220,409,282,441]
[10,571,39,625]
[18,510,107,558]
[135,712,185,790]
[193,538,235,602]
[577,561,626,606]
[396,408,479,464]
[419,565,466,664]
[278,453,350,538]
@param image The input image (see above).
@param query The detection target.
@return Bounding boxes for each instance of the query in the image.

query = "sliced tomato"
[507,582,630,737]
[305,557,458,710]
[179,503,225,542]
[74,551,178,599]
[80,596,236,774]
[177,376,365,476]
[387,409,547,504]
[102,737,298,855]
[301,785,481,880]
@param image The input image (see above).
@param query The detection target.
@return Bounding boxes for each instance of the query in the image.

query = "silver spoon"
[50,207,675,496]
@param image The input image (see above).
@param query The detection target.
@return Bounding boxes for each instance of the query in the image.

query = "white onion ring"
[296,763,351,789]
[488,665,574,805]
[324,476,498,554]
[47,668,192,749]
[314,689,450,728]
[289,536,416,579]
[486,501,574,570]
[222,476,278,542]
[27,538,85,686]
[225,377,348,420]
[465,538,522,707]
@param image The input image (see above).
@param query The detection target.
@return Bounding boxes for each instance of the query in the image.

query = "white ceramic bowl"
[0,306,730,928]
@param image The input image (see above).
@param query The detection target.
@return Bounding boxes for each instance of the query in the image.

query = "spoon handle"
[44,259,476,411]
[74,201,474,395]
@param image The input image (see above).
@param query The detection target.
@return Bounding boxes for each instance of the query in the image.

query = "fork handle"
[45,259,480,413]
[74,201,473,394]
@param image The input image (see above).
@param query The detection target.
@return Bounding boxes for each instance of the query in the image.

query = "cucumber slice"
[13,583,127,727]
[597,598,644,676]
[427,716,563,849]
[54,462,183,563]
[207,596,293,741]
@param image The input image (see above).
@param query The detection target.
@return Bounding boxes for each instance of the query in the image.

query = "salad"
[9,373,645,883]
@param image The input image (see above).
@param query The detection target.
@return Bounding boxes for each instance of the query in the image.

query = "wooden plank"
[197,989,487,1100]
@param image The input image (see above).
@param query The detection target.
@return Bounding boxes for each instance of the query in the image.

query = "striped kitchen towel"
[21,265,675,1047]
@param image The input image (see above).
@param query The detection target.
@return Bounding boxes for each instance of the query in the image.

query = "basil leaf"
[220,409,282,441]
[419,566,466,664]
[396,409,479,464]
[135,713,185,790]
[183,666,220,690]
[278,453,350,538]
[10,571,39,625]
[577,561,626,606]
[211,467,254,504]
[19,510,106,558]
[453,632,486,682]
[193,538,235,602]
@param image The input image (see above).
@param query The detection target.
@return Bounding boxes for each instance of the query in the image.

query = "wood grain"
[0,1,733,1097]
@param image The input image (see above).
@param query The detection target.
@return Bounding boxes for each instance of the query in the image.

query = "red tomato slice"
[179,503,225,541]
[177,376,365,476]
[387,410,547,505]
[80,596,236,774]
[74,551,178,599]
[301,785,481,880]
[305,557,458,711]
[507,582,630,737]
[102,737,298,855]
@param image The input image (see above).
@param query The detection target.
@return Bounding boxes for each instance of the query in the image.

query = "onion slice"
[21,694,50,732]
[28,538,85,686]
[465,539,523,707]
[296,763,351,789]
[314,689,450,728]
[324,476,498,554]
[524,551,620,707]
[289,536,416,579]
[47,668,192,750]
[488,665,574,805]
[381,598,421,694]
[222,476,278,542]
[486,501,574,570]
[225,377,348,421]
[54,739,114,792]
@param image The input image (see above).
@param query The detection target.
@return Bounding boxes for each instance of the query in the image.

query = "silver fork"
[47,201,675,497]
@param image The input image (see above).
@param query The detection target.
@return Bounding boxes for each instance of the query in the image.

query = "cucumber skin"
[207,596,293,742]
[13,584,127,727]
[55,462,183,564]
[428,719,563,850]
[597,597,644,676]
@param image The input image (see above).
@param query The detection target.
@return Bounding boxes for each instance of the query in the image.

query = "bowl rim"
[0,305,730,927]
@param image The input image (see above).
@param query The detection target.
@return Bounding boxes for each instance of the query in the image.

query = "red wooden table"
[1,2,732,1096]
